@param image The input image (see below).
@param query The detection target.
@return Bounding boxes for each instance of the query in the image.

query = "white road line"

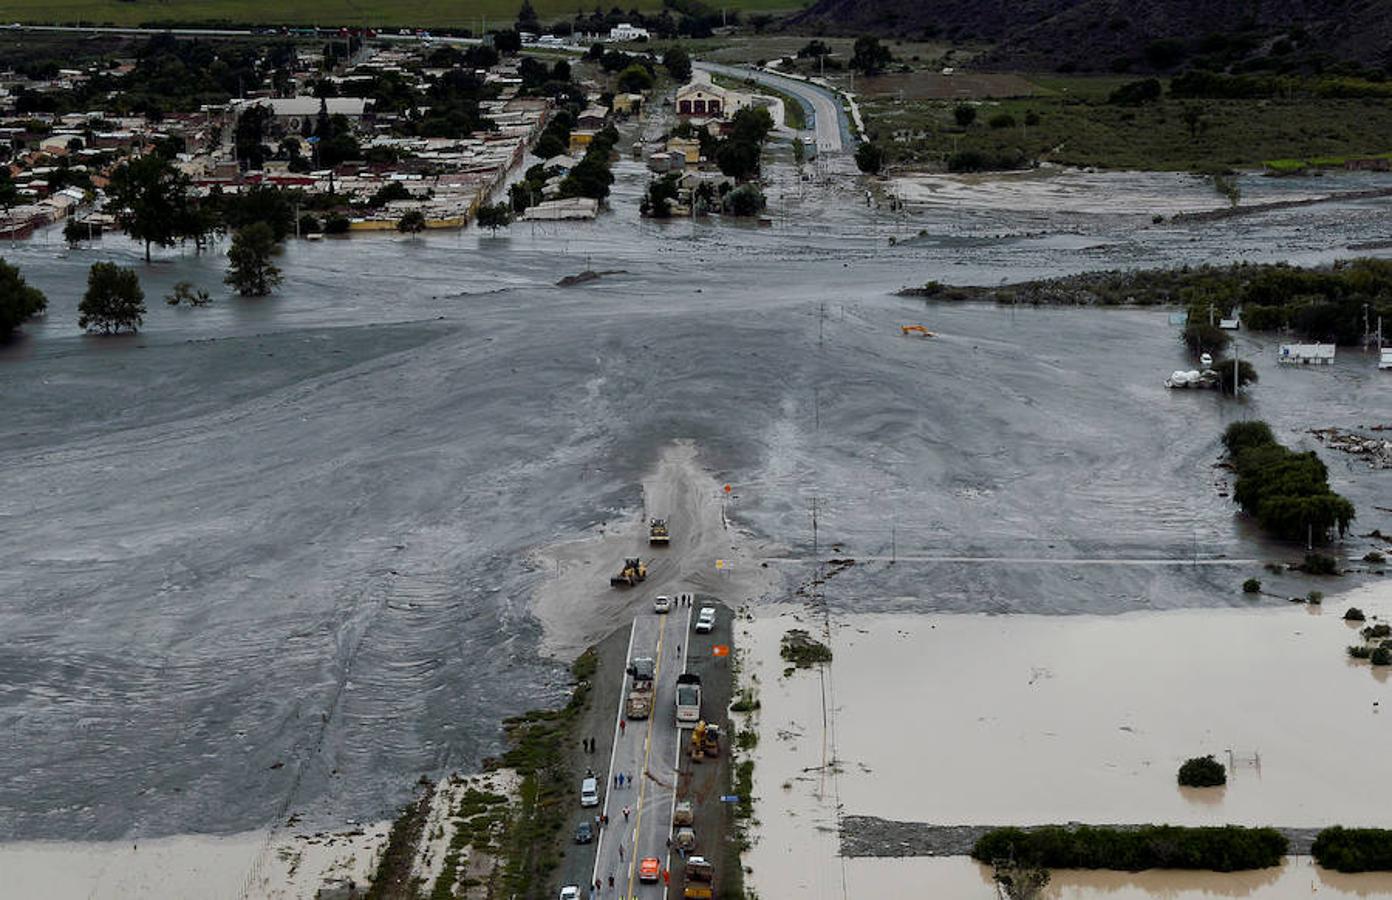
[590,619,637,889]
[662,597,694,900]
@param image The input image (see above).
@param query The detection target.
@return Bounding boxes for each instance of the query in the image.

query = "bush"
[780,629,832,668]
[1109,78,1162,105]
[1313,827,1392,872]
[1303,553,1339,575]
[1242,578,1262,594]
[1362,624,1391,640]
[1373,647,1392,666]
[953,103,976,127]
[323,214,351,234]
[1349,645,1373,659]
[1307,591,1324,604]
[988,112,1017,129]
[971,825,1287,871]
[1223,421,1356,543]
[1364,551,1385,563]
[1345,607,1367,621]
[722,183,765,217]
[1177,755,1227,787]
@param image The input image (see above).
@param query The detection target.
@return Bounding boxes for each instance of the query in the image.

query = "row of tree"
[1223,420,1355,543]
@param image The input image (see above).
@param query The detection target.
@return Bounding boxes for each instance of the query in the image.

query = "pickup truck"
[626,656,655,719]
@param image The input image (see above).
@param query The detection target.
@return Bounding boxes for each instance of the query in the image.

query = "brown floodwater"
[740,582,1392,898]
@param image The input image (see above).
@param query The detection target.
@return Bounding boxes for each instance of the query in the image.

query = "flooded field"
[3,158,1392,864]
[740,583,1392,898]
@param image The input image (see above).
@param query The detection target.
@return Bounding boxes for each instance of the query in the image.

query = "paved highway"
[589,603,691,899]
[694,60,850,154]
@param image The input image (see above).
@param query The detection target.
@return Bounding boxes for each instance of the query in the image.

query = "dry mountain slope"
[791,0,1392,70]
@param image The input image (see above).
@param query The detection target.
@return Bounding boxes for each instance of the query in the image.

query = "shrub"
[1374,648,1392,666]
[1345,607,1367,621]
[323,214,351,234]
[1307,591,1324,604]
[1177,755,1227,787]
[1362,624,1391,640]
[971,825,1287,871]
[1313,827,1392,872]
[1223,421,1356,543]
[1364,551,1386,563]
[1109,77,1163,105]
[780,629,832,668]
[953,103,976,127]
[988,112,1017,129]
[1349,645,1373,659]
[1303,553,1339,575]
[1242,578,1262,594]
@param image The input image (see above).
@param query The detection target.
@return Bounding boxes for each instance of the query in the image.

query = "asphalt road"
[695,60,849,154]
[586,603,691,899]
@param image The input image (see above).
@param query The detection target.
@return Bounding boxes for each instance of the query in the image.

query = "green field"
[864,75,1392,171]
[4,0,806,28]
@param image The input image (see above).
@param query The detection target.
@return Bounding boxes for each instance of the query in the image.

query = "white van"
[580,776,599,807]
[695,607,716,633]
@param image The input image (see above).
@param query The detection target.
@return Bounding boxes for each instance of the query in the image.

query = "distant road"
[694,59,850,154]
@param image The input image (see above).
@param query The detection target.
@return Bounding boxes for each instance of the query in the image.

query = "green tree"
[475,202,512,233]
[224,223,283,296]
[165,280,212,307]
[79,262,145,333]
[1177,755,1227,787]
[716,140,761,180]
[730,106,774,145]
[723,183,765,217]
[855,142,885,174]
[0,169,19,217]
[534,133,567,159]
[617,64,654,94]
[0,257,47,338]
[663,46,692,82]
[850,36,892,75]
[516,0,539,31]
[106,154,192,262]
[397,210,427,235]
[1182,104,1206,138]
[953,103,977,127]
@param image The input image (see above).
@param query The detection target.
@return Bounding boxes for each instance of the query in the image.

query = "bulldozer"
[689,720,721,760]
[649,517,670,546]
[610,557,647,588]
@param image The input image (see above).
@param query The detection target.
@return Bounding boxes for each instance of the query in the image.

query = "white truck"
[675,673,701,726]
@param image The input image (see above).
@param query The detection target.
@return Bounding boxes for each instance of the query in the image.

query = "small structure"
[1278,343,1337,365]
[521,197,599,221]
[608,23,650,41]
[1379,348,1392,370]
[675,71,749,121]
[613,93,644,116]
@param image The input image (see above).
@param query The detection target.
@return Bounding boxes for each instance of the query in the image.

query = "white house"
[674,71,750,120]
[608,23,650,42]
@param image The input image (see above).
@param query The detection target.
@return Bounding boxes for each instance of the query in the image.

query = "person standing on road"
[608,874,614,888]
[622,805,630,822]
[618,844,624,861]
[620,718,626,736]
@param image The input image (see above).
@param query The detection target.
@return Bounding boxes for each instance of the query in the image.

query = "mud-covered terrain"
[2,161,1391,846]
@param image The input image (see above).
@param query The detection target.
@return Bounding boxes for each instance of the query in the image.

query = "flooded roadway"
[2,160,1391,849]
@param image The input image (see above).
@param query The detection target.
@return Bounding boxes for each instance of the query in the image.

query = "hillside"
[790,0,1392,71]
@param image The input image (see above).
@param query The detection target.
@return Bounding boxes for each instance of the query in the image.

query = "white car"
[560,887,580,900]
[653,594,671,613]
[580,776,599,807]
[695,607,716,633]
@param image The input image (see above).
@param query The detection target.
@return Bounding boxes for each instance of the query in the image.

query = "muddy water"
[742,584,1392,898]
[845,856,1392,899]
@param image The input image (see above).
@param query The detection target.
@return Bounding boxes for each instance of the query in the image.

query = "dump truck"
[610,557,647,587]
[683,856,714,900]
[675,673,701,726]
[626,656,655,719]
[649,517,670,546]
[673,800,694,827]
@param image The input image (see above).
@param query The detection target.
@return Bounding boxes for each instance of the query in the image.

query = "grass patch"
[366,780,436,900]
[779,629,832,668]
[972,824,1288,871]
[3,0,802,28]
[864,86,1392,171]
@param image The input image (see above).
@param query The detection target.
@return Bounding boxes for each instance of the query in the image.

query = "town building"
[674,72,749,120]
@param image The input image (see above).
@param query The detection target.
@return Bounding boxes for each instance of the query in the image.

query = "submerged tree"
[0,257,47,338]
[225,223,282,296]
[79,262,145,333]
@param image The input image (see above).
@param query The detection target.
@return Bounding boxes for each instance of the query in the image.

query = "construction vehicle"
[674,826,696,852]
[689,720,721,760]
[673,800,694,827]
[610,557,647,587]
[675,673,701,726]
[649,517,670,546]
[900,324,937,337]
[683,856,714,900]
[626,657,655,719]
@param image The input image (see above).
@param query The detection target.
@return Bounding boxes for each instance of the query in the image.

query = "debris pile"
[1311,428,1392,469]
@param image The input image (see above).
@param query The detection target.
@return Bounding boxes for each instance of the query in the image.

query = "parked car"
[574,821,594,844]
[560,887,580,900]
[695,607,716,633]
[653,594,671,613]
[580,776,599,807]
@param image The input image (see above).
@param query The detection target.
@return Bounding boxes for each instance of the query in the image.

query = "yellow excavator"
[689,720,721,760]
[610,557,648,587]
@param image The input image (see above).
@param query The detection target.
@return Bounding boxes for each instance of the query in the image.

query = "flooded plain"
[2,157,1392,872]
[740,583,1392,898]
